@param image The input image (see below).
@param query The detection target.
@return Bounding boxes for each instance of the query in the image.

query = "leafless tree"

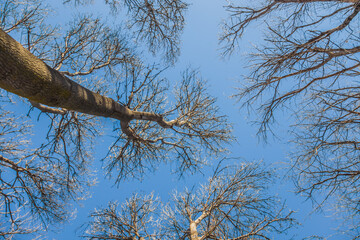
[65,0,188,62]
[162,162,295,240]
[221,0,360,236]
[81,162,296,240]
[0,109,90,238]
[81,193,160,240]
[0,0,231,236]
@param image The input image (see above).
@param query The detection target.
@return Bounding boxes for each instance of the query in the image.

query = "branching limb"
[29,100,67,115]
[105,68,231,182]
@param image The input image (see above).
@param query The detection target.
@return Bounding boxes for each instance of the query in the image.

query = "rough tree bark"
[0,28,183,137]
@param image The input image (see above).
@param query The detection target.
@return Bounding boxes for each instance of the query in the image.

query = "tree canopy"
[0,0,232,237]
[81,163,294,240]
[0,0,360,238]
[221,0,360,236]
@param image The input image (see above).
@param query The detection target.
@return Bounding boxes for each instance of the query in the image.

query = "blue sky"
[7,0,349,239]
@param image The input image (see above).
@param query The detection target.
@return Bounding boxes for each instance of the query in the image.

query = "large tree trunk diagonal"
[0,28,132,120]
[0,28,178,135]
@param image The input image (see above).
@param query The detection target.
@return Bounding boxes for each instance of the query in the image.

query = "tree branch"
[29,100,67,115]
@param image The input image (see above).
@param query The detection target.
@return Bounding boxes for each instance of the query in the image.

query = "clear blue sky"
[10,0,347,239]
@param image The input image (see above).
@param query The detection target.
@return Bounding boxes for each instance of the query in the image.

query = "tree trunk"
[0,28,131,121]
[190,222,200,240]
[0,28,182,134]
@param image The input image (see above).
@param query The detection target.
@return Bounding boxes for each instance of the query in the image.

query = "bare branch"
[29,100,67,115]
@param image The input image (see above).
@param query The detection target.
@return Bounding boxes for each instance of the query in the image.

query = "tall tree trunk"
[0,28,132,121]
[0,28,182,136]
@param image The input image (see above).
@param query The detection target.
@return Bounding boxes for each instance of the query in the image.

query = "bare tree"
[0,0,231,236]
[0,109,89,238]
[65,0,188,62]
[81,194,160,240]
[81,162,296,240]
[162,162,295,240]
[221,0,360,236]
